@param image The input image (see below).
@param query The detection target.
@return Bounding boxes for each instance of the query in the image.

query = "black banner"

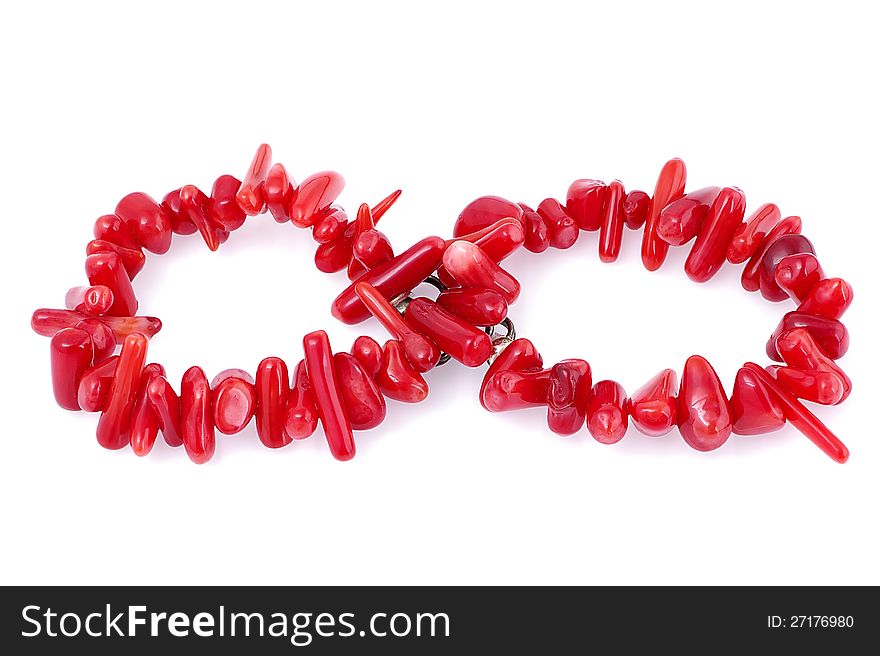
[1,586,874,652]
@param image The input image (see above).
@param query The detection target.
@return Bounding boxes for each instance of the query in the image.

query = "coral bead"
[313,207,348,244]
[774,252,824,303]
[285,359,319,440]
[209,174,247,231]
[623,190,650,230]
[677,355,732,452]
[657,186,721,247]
[442,241,520,304]
[797,278,853,320]
[774,328,851,405]
[629,368,678,437]
[129,363,166,457]
[236,143,272,215]
[730,366,785,436]
[727,203,781,264]
[289,171,345,228]
[404,297,493,367]
[180,366,215,464]
[75,318,116,362]
[65,285,114,316]
[265,163,294,223]
[436,287,508,327]
[85,252,138,317]
[211,373,256,435]
[453,196,523,238]
[758,234,816,302]
[303,330,356,461]
[77,355,118,413]
[147,375,184,447]
[767,311,849,361]
[565,180,606,231]
[334,353,387,430]
[31,308,161,341]
[741,215,801,292]
[180,185,229,251]
[480,338,545,412]
[641,158,686,271]
[255,357,291,449]
[351,336,383,379]
[482,368,550,412]
[537,198,578,250]
[376,339,429,404]
[518,202,550,253]
[162,188,198,235]
[586,380,628,444]
[547,359,591,436]
[96,333,148,450]
[684,187,746,283]
[93,213,142,251]
[115,192,172,255]
[598,181,625,262]
[86,239,146,280]
[50,328,94,411]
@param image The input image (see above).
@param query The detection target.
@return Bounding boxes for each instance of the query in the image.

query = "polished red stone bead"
[774,253,824,302]
[352,204,394,269]
[774,328,851,405]
[797,277,853,320]
[180,365,215,464]
[743,363,848,463]
[376,339,429,404]
[93,213,142,251]
[236,143,272,216]
[312,207,349,244]
[255,357,291,449]
[727,203,781,264]
[758,234,816,302]
[623,190,650,230]
[162,188,198,235]
[285,359,319,440]
[629,368,678,437]
[517,203,550,253]
[147,375,184,447]
[350,337,383,379]
[642,158,686,271]
[75,318,116,362]
[481,368,550,412]
[96,333,148,450]
[371,189,402,223]
[65,285,113,316]
[565,180,606,231]
[677,355,732,452]
[332,236,447,324]
[452,196,523,238]
[767,311,849,361]
[86,239,146,280]
[480,338,544,412]
[31,308,161,341]
[50,328,94,411]
[657,186,721,246]
[129,363,166,457]
[289,171,345,228]
[115,192,172,255]
[315,229,355,273]
[265,163,294,223]
[211,369,256,435]
[180,185,229,252]
[450,217,526,263]
[730,366,785,436]
[77,355,118,413]
[334,353,386,430]
[303,331,355,460]
[547,359,591,436]
[86,252,138,317]
[685,187,746,283]
[741,215,801,292]
[354,281,440,372]
[436,287,508,326]
[347,256,369,281]
[585,380,628,444]
[404,297,493,367]
[598,181,625,262]
[442,241,520,304]
[208,174,247,231]
[537,198,578,250]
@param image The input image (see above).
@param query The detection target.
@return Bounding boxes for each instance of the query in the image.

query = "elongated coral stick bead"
[442,241,520,304]
[436,287,508,327]
[50,328,94,411]
[236,143,272,215]
[85,252,138,317]
[289,171,345,228]
[741,215,801,292]
[333,353,386,430]
[684,187,746,283]
[641,158,686,271]
[147,375,184,447]
[181,366,215,464]
[255,357,291,448]
[129,363,166,457]
[404,297,493,367]
[303,330,355,461]
[598,181,625,262]
[727,203,781,264]
[797,278,853,320]
[31,309,162,340]
[96,333,148,450]
[677,355,732,452]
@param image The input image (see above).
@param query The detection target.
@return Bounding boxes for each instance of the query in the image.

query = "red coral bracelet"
[31,147,853,463]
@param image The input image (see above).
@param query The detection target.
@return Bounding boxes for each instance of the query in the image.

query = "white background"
[1,1,877,586]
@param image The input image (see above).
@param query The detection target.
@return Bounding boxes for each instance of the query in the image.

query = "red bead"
[147,375,184,447]
[115,192,172,255]
[774,328,851,405]
[265,163,294,223]
[96,333,148,450]
[767,311,849,361]
[623,190,650,230]
[685,187,746,283]
[565,180,606,231]
[797,278,853,319]
[641,158,686,271]
[743,363,848,463]
[162,188,198,235]
[758,234,816,302]
[180,366,215,464]
[315,228,355,273]
[518,203,550,253]
[284,360,319,440]
[312,207,348,243]
[50,328,93,410]
[629,368,678,437]
[730,366,785,436]
[547,359,591,436]
[442,241,520,304]
[677,355,732,452]
[289,171,345,228]
[449,217,525,263]
[75,318,116,362]
[255,357,291,449]
[334,353,386,430]
[347,256,369,281]
[436,287,508,326]
[376,339,429,404]
[86,239,146,280]
[774,253,824,303]
[480,338,544,411]
[657,186,721,246]
[537,198,578,250]
[727,203,781,264]
[353,228,394,270]
[586,380,628,444]
[453,196,523,238]
[77,355,118,413]
[129,363,166,456]
[371,189,402,223]
[236,143,272,216]
[86,252,138,317]
[208,175,247,231]
[65,285,114,316]
[741,215,801,292]
[598,181,625,262]
[348,338,380,381]
[332,236,447,324]
[31,308,161,340]
[211,371,256,435]
[303,331,356,459]
[93,213,141,251]
[180,185,229,252]
[404,297,493,367]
